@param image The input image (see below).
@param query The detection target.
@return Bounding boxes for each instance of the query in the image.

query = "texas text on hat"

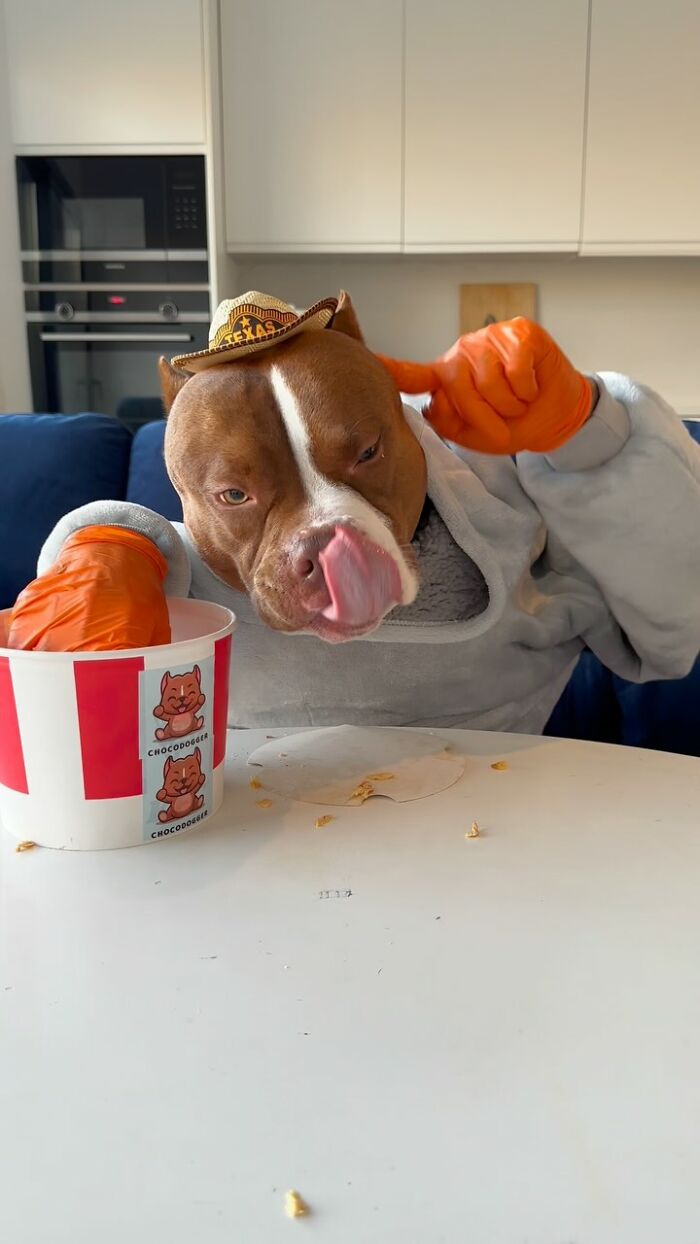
[172,291,338,373]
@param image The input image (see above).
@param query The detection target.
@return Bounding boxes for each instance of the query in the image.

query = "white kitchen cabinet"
[221,0,403,252]
[4,0,205,146]
[582,0,700,253]
[403,0,589,251]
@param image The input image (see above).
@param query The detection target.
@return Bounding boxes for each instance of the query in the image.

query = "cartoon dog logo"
[156,748,206,823]
[153,665,206,740]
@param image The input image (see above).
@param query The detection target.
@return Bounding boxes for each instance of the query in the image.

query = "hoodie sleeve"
[37,500,192,598]
[516,373,700,681]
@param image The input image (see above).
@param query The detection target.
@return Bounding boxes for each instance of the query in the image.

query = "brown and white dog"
[160,293,426,644]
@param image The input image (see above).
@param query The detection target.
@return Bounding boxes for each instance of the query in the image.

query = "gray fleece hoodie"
[39,373,700,734]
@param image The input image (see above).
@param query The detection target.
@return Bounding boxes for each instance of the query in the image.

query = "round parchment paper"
[247,725,465,807]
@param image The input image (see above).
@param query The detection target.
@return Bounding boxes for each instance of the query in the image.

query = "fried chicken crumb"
[285,1190,309,1218]
[349,780,374,804]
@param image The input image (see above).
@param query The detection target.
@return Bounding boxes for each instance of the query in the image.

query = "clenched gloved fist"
[5,526,170,652]
[377,317,596,455]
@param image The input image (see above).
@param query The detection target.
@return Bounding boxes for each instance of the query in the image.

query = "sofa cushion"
[0,413,132,609]
[544,650,622,744]
[546,650,700,758]
[116,396,165,435]
[126,420,182,521]
[613,660,700,757]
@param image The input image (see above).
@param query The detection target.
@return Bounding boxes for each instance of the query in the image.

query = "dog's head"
[162,748,203,797]
[158,666,202,716]
[160,292,426,643]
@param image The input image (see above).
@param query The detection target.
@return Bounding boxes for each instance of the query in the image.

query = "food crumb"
[314,815,334,829]
[466,821,480,838]
[285,1190,309,1218]
[256,799,273,810]
[365,772,395,782]
[249,776,263,790]
[349,780,374,804]
[491,760,508,771]
[15,841,36,853]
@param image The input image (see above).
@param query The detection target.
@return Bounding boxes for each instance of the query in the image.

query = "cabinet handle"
[39,332,194,343]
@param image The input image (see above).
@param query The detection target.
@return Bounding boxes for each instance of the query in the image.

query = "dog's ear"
[329,290,365,344]
[158,356,192,415]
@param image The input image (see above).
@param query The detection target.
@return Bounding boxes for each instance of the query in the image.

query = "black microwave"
[16,154,207,273]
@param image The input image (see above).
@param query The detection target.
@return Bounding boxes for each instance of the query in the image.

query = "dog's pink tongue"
[319,527,402,628]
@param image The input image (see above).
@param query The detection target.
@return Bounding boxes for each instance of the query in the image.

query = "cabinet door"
[222,0,403,251]
[583,0,700,252]
[5,0,205,146]
[404,0,588,250]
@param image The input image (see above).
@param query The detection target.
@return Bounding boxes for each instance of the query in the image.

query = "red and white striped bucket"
[0,599,235,850]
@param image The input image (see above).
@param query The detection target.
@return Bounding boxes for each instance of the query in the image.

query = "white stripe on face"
[269,364,417,606]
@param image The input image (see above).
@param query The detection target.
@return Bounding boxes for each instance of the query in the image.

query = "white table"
[1,729,699,1244]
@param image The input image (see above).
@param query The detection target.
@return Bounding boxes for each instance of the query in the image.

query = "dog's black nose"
[291,526,337,608]
[293,553,315,579]
[293,527,335,578]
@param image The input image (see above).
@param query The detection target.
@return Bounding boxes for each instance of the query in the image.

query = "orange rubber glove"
[377,317,596,455]
[5,526,171,652]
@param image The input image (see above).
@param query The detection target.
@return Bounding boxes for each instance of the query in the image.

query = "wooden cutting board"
[459,282,537,334]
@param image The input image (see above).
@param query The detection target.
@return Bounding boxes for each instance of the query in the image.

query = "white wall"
[0,1,29,412]
[232,254,700,417]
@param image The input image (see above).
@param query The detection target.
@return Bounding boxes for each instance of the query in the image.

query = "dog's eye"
[219,488,249,506]
[357,440,380,465]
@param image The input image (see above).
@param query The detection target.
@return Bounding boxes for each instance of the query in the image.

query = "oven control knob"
[159,301,179,322]
[56,301,75,321]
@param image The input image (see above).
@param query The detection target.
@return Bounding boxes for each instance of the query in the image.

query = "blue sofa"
[1,412,699,756]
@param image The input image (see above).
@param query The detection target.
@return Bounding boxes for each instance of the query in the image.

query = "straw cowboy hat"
[172,291,338,373]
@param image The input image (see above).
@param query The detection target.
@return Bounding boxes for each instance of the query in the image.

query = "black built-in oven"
[17,155,210,425]
[17,155,207,266]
